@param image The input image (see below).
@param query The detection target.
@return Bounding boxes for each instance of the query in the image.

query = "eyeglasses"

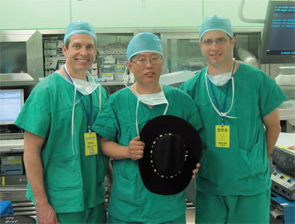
[131,54,163,67]
[201,37,231,47]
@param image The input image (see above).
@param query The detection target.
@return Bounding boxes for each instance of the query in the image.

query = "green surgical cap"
[199,15,233,40]
[126,32,163,61]
[64,21,97,44]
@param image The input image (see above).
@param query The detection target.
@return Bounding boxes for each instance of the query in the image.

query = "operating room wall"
[0,0,268,30]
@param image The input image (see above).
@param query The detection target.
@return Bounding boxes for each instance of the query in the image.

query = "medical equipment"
[0,89,25,149]
[0,89,24,126]
[0,30,42,86]
[271,146,295,201]
[237,48,258,68]
[271,169,295,201]
[159,71,195,88]
[1,155,23,176]
[272,146,295,177]
[260,1,295,64]
[0,137,24,153]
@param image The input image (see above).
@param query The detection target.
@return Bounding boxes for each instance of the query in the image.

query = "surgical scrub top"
[180,62,287,196]
[15,72,109,213]
[92,85,202,223]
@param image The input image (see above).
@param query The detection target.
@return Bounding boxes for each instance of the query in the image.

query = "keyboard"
[0,138,24,152]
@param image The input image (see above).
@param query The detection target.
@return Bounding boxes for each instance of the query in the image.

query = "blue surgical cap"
[126,32,163,61]
[64,21,97,44]
[199,15,233,40]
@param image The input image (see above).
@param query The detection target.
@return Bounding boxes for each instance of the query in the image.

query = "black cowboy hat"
[139,115,202,195]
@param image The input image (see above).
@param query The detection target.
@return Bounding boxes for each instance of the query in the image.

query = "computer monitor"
[0,30,43,86]
[0,89,24,125]
[260,0,295,64]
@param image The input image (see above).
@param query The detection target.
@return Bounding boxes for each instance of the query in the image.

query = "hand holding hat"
[128,136,145,160]
[192,163,201,179]
[139,115,203,195]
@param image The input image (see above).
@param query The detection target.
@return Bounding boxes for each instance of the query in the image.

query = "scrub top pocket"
[237,129,268,181]
[45,156,82,190]
[112,160,140,205]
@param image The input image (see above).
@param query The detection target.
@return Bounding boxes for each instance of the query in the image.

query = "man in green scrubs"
[92,32,202,223]
[15,21,109,224]
[180,15,287,223]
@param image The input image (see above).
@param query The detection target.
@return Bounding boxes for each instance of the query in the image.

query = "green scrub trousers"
[195,190,270,223]
[108,213,186,224]
[56,202,107,224]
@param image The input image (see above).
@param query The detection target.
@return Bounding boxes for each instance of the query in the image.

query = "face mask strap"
[160,84,169,115]
[163,101,169,115]
[99,85,102,111]
[136,98,140,136]
[71,85,76,156]
[124,67,130,88]
[63,65,77,156]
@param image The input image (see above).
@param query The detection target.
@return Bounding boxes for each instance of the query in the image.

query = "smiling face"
[62,33,97,79]
[127,52,164,88]
[199,30,236,73]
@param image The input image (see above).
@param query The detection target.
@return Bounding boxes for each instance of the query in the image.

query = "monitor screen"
[0,42,27,73]
[0,89,24,125]
[260,1,295,64]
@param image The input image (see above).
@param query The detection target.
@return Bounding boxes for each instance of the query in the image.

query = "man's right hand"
[36,203,59,224]
[128,136,145,160]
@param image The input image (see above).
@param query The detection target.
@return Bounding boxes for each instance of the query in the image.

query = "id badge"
[215,125,230,148]
[84,132,98,156]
